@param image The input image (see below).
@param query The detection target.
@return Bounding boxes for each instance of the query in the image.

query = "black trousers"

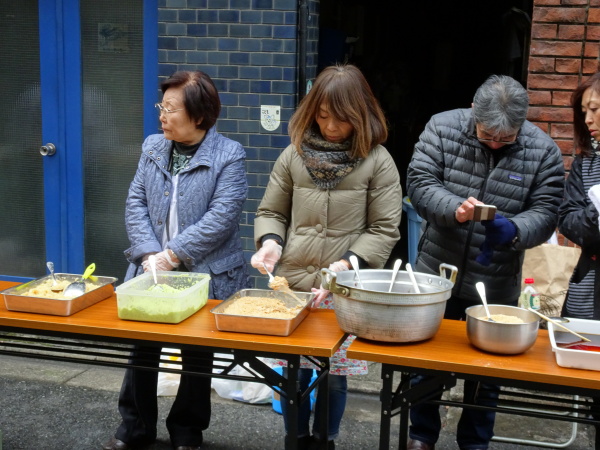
[115,346,212,448]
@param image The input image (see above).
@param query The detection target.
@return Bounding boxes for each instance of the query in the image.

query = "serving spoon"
[63,263,96,298]
[262,262,304,306]
[475,281,494,322]
[148,255,158,285]
[388,259,402,293]
[262,262,276,285]
[405,263,421,294]
[349,255,364,289]
[46,261,62,293]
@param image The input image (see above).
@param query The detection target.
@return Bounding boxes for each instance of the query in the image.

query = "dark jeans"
[409,375,499,449]
[281,367,347,441]
[115,346,212,448]
[409,294,517,449]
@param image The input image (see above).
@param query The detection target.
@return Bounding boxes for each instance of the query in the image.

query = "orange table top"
[0,281,346,357]
[347,318,600,391]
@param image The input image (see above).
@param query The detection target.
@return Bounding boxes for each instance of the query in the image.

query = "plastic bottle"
[520,278,540,310]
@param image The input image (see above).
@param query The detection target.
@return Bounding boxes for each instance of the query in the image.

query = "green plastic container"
[116,272,210,323]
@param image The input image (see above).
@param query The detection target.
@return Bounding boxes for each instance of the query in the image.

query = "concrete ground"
[0,357,596,450]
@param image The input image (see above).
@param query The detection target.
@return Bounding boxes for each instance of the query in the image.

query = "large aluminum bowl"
[321,264,457,342]
[465,305,539,354]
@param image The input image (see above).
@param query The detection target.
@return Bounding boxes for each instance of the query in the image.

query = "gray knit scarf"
[299,128,361,189]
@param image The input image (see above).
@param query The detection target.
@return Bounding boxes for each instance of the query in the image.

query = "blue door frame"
[3,0,157,282]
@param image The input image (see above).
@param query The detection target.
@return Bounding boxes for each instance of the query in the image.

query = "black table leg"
[380,364,393,450]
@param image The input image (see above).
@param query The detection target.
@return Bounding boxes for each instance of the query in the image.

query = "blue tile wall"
[158,0,318,287]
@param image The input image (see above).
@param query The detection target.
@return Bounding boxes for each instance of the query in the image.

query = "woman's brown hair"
[161,71,221,130]
[289,64,388,159]
[571,72,600,157]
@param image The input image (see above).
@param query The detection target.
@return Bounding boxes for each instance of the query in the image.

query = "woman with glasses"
[103,71,250,450]
[405,75,564,450]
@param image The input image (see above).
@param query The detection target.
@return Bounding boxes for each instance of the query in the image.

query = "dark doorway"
[318,0,533,267]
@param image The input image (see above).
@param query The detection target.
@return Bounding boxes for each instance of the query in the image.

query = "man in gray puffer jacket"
[405,75,564,450]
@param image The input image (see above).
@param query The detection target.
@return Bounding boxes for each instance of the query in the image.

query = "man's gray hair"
[472,75,529,135]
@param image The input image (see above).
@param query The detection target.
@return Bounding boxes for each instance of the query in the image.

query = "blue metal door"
[0,0,156,282]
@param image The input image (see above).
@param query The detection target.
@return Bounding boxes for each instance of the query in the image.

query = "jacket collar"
[146,127,217,171]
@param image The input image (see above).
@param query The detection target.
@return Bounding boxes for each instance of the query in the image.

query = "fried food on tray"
[223,296,302,319]
[268,276,289,290]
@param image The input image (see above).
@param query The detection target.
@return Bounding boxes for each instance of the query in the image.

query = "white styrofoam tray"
[548,318,600,371]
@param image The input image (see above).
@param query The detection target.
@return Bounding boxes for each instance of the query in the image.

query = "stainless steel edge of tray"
[2,274,118,316]
[210,288,314,336]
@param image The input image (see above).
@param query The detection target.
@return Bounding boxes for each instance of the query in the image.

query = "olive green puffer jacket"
[254,144,402,292]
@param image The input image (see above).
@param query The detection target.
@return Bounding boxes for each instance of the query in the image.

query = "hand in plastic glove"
[328,259,351,273]
[312,260,350,307]
[250,239,283,273]
[311,286,330,308]
[142,249,180,272]
[481,213,517,246]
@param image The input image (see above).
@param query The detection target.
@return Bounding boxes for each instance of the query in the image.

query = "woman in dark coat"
[559,71,600,321]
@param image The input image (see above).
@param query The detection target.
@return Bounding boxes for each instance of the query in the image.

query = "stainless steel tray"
[210,288,314,336]
[2,274,118,316]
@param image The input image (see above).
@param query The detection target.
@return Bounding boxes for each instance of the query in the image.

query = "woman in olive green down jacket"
[251,64,402,449]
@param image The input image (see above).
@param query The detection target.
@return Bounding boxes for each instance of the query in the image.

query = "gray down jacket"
[407,108,565,304]
[123,128,250,300]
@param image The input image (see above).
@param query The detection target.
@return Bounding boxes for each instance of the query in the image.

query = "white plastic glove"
[142,249,180,272]
[250,239,283,273]
[589,185,600,213]
[329,260,350,273]
[311,260,350,307]
[588,185,600,233]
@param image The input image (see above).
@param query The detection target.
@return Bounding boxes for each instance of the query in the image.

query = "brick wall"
[528,0,600,245]
[528,0,600,172]
[157,0,319,287]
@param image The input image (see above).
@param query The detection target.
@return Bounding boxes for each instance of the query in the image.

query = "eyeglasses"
[155,103,184,116]
[475,126,518,146]
[477,136,517,145]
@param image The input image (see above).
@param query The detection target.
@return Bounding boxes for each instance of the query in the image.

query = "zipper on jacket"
[454,148,493,298]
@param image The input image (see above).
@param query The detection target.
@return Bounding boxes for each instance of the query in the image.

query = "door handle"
[40,143,56,156]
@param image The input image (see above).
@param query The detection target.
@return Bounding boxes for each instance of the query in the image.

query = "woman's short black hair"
[161,71,221,130]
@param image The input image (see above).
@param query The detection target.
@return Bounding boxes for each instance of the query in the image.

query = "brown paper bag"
[521,243,581,316]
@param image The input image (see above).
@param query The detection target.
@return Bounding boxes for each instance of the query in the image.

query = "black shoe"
[102,437,132,450]
[285,435,312,450]
[407,439,435,450]
[309,436,335,449]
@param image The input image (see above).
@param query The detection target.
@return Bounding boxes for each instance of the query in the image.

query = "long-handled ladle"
[528,308,590,343]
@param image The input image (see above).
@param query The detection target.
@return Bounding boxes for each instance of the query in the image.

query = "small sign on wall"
[261,105,280,131]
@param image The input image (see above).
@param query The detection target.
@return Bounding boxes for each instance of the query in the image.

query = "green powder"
[147,283,181,294]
